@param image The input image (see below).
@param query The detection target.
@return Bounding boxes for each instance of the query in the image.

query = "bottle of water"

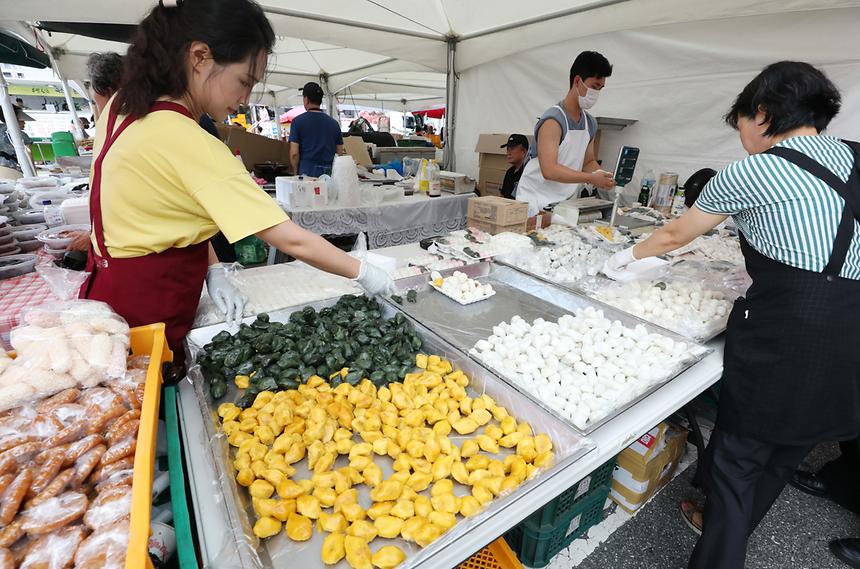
[427,160,441,197]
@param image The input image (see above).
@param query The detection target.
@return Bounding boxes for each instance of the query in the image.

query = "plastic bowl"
[37,223,90,249]
[0,253,37,279]
[12,210,46,225]
[8,224,46,240]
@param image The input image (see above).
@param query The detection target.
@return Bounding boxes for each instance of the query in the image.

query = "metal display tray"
[495,259,728,343]
[392,262,712,435]
[184,296,595,569]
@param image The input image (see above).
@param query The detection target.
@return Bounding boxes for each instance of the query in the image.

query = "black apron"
[718,142,860,446]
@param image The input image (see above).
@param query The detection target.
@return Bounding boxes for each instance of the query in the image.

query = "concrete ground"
[542,438,859,569]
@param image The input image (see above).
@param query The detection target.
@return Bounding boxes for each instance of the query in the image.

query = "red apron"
[80,101,210,354]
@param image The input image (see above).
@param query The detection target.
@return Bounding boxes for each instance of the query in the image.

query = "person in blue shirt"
[288,82,344,176]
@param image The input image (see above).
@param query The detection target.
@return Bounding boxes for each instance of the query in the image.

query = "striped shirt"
[696,135,860,280]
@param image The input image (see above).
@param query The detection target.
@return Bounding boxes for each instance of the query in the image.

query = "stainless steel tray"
[184,296,594,569]
[391,262,712,434]
[495,258,728,343]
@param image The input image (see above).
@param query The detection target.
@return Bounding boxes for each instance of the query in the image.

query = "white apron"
[516,105,592,216]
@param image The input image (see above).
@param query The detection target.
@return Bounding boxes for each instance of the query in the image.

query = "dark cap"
[501,134,529,150]
[301,82,325,99]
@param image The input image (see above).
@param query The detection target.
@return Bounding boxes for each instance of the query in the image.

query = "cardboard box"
[478,179,503,198]
[343,136,373,167]
[610,424,687,514]
[467,216,527,235]
[439,171,476,195]
[215,124,291,172]
[467,196,528,225]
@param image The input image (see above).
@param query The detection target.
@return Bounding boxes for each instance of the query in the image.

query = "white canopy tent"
[2,0,859,171]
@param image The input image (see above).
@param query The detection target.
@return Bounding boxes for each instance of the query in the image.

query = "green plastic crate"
[521,458,616,529]
[505,486,610,568]
[164,385,197,569]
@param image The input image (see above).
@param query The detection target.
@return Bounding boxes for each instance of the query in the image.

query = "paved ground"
[546,439,860,569]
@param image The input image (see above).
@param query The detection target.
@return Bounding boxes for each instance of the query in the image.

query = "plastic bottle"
[671,187,687,217]
[638,169,656,206]
[417,159,429,194]
[427,160,441,197]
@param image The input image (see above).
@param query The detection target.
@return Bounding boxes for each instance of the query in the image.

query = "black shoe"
[830,538,860,568]
[790,470,830,498]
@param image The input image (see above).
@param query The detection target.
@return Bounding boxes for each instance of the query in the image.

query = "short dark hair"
[569,51,612,88]
[86,52,124,97]
[725,61,841,136]
[302,82,324,105]
[115,0,275,118]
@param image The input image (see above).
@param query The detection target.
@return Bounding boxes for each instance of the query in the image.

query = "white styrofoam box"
[60,197,90,225]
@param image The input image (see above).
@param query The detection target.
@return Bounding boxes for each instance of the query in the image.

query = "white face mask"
[577,83,600,110]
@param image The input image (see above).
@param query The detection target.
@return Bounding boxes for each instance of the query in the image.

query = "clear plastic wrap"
[497,229,614,287]
[35,264,90,301]
[578,272,737,342]
[470,307,701,431]
[0,300,130,412]
[183,297,595,569]
[0,376,143,569]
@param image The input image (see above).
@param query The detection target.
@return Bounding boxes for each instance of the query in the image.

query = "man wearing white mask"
[516,51,616,216]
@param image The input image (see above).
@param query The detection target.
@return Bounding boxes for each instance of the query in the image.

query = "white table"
[280,191,472,249]
[176,251,726,568]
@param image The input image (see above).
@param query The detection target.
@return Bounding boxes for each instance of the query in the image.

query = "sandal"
[680,500,704,535]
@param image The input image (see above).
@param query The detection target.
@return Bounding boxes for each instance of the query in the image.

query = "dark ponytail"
[115,0,275,117]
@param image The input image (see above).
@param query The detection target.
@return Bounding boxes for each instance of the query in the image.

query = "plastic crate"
[127,323,173,569]
[505,486,610,568]
[458,537,523,569]
[164,384,198,569]
[521,458,616,528]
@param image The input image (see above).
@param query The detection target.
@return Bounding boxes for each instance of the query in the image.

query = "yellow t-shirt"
[92,103,288,258]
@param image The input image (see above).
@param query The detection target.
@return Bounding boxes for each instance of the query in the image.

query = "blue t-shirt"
[288,111,344,176]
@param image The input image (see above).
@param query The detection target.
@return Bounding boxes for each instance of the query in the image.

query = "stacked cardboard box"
[474,133,534,197]
[610,423,688,514]
[467,196,528,234]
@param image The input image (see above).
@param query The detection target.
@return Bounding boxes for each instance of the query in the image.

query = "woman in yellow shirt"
[81,0,393,352]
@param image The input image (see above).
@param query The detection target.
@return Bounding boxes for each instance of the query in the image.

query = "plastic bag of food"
[0,300,130,411]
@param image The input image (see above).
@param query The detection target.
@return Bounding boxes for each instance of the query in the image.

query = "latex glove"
[354,260,396,297]
[206,263,248,326]
[589,169,616,190]
[723,267,752,293]
[603,246,638,273]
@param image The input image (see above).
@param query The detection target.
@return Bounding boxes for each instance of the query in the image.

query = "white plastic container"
[60,197,90,225]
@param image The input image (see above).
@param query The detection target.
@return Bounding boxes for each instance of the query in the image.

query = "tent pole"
[443,37,458,171]
[0,73,36,178]
[319,74,337,120]
[43,43,84,141]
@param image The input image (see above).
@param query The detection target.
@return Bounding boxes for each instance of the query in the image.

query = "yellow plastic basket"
[458,538,524,569]
[126,323,173,569]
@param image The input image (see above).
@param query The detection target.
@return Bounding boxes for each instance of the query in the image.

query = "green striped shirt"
[696,135,860,280]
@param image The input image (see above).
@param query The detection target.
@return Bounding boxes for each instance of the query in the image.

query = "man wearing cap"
[500,134,529,199]
[0,104,34,171]
[516,51,616,215]
[288,81,344,177]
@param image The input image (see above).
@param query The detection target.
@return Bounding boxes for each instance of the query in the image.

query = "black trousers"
[688,426,813,569]
[818,437,860,513]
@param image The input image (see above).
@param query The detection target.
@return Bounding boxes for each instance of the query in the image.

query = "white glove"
[355,260,396,297]
[603,246,638,273]
[206,263,248,327]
